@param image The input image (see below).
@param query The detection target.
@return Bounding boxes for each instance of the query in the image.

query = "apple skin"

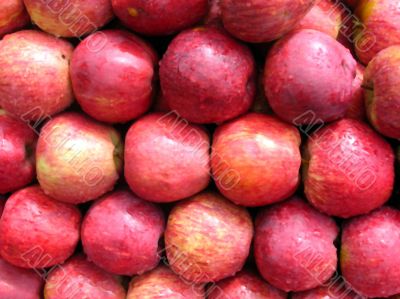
[208,270,287,299]
[112,0,208,36]
[125,113,210,203]
[211,113,301,207]
[341,207,400,298]
[0,257,43,299]
[160,26,256,124]
[165,192,253,283]
[0,30,73,121]
[303,119,394,218]
[364,45,400,139]
[292,279,361,299]
[264,29,357,124]
[345,63,366,120]
[0,0,30,38]
[36,112,123,204]
[127,265,206,299]
[44,255,126,299]
[255,197,339,292]
[81,189,165,276]
[23,0,113,37]
[220,0,315,43]
[71,30,157,124]
[0,185,81,269]
[0,110,37,194]
[355,0,400,64]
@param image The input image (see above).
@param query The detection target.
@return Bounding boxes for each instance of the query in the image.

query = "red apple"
[44,255,126,299]
[165,192,253,283]
[211,113,301,207]
[71,30,157,123]
[160,26,255,124]
[292,279,361,299]
[23,0,113,37]
[0,257,43,299]
[0,185,81,269]
[0,109,36,194]
[111,0,208,36]
[81,189,165,276]
[125,113,210,203]
[341,207,400,298]
[345,63,366,120]
[208,270,287,299]
[220,0,315,43]
[255,197,339,292]
[0,30,73,121]
[264,29,357,124]
[127,265,205,299]
[204,0,222,26]
[364,45,400,139]
[36,112,123,204]
[0,0,30,38]
[303,119,394,218]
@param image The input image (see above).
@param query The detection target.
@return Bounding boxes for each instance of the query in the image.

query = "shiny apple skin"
[292,279,361,299]
[0,0,30,38]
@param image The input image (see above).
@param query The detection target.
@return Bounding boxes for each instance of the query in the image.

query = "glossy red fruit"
[0,186,81,268]
[303,119,394,218]
[292,279,361,299]
[255,198,339,292]
[345,63,366,120]
[0,0,30,38]
[82,189,165,276]
[160,27,255,124]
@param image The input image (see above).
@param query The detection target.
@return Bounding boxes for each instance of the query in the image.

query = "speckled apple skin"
[125,113,210,203]
[345,63,366,120]
[304,119,394,218]
[81,189,165,276]
[255,198,339,292]
[112,0,208,36]
[23,0,113,37]
[127,265,206,299]
[71,30,157,124]
[264,29,357,124]
[165,192,253,283]
[364,45,400,139]
[36,112,123,204]
[0,30,73,121]
[0,110,37,194]
[0,257,43,299]
[45,255,126,299]
[0,0,30,38]
[292,279,361,299]
[0,186,81,269]
[160,27,255,124]
[341,207,400,298]
[208,270,287,299]
[211,113,301,207]
[355,0,400,64]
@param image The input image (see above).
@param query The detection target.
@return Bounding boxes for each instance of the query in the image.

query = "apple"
[81,189,165,276]
[0,185,81,269]
[111,0,208,36]
[36,112,123,204]
[165,192,253,283]
[44,255,126,299]
[354,0,400,64]
[125,112,210,203]
[0,30,73,121]
[204,0,222,26]
[0,257,43,299]
[0,0,30,38]
[23,0,113,37]
[364,45,400,139]
[292,279,361,299]
[345,63,366,120]
[127,265,205,299]
[0,109,37,194]
[303,119,394,218]
[211,113,301,207]
[207,270,287,299]
[341,207,400,297]
[160,26,256,124]
[220,0,315,43]
[71,30,157,123]
[255,197,339,292]
[264,29,357,124]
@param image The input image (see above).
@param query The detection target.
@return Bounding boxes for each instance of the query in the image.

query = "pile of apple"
[1,0,400,298]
